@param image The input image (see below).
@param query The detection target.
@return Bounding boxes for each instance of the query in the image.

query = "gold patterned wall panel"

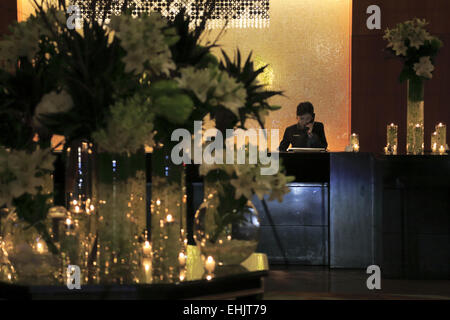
[206,0,351,150]
[17,0,351,151]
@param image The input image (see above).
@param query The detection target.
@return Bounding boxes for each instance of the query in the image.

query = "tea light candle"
[439,145,446,155]
[353,144,360,153]
[413,124,424,154]
[431,132,438,153]
[178,252,186,267]
[143,258,152,272]
[35,239,46,254]
[350,133,359,146]
[387,123,398,154]
[436,123,447,149]
[205,256,216,273]
[179,270,186,282]
[143,240,152,256]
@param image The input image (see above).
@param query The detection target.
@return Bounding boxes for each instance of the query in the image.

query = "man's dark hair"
[297,102,315,116]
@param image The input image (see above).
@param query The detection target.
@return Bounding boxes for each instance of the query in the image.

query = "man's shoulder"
[285,124,298,132]
[314,121,324,128]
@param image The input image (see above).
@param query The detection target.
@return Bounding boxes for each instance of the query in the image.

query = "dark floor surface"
[263,265,450,300]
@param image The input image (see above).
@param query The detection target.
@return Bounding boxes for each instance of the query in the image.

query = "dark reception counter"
[54,152,449,279]
[179,152,449,280]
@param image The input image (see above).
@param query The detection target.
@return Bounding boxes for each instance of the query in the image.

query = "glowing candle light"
[431,131,438,153]
[178,252,186,266]
[436,123,447,150]
[36,239,45,254]
[387,123,398,154]
[143,258,152,272]
[166,214,174,223]
[179,270,186,281]
[205,256,216,273]
[439,145,446,155]
[353,144,360,153]
[143,241,152,256]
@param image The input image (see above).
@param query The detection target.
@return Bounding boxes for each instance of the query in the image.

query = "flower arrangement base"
[1,211,61,285]
[194,188,260,266]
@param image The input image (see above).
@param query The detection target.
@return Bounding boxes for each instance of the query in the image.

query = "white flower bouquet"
[384,18,443,84]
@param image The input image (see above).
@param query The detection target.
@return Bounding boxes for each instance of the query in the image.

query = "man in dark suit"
[279,102,328,151]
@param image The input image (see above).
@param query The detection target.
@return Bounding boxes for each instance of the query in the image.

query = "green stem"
[408,77,425,102]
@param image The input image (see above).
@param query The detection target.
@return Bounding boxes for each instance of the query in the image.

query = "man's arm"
[279,128,291,151]
[317,123,328,149]
[306,122,328,148]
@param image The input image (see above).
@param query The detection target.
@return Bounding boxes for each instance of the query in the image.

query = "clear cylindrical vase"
[406,78,425,155]
[150,143,187,283]
[95,149,147,284]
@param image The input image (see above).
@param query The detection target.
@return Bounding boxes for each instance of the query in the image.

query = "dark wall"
[0,0,17,37]
[352,0,450,154]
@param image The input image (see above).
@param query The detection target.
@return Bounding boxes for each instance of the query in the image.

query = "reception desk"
[179,152,449,279]
[54,151,449,279]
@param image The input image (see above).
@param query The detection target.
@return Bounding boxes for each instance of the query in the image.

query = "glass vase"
[150,142,187,283]
[0,209,61,285]
[406,78,425,155]
[63,140,98,284]
[193,182,260,267]
[95,149,147,284]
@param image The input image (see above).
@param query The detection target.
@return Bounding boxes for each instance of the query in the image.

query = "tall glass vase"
[150,142,187,283]
[95,149,147,284]
[62,140,97,284]
[407,78,425,155]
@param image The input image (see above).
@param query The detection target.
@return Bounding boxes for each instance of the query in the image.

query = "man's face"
[297,113,313,127]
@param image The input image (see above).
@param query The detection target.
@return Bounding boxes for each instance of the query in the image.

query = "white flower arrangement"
[109,12,178,75]
[92,93,156,155]
[0,146,55,209]
[0,9,66,67]
[199,146,293,203]
[413,56,435,79]
[383,18,443,80]
[176,66,247,116]
[33,90,74,127]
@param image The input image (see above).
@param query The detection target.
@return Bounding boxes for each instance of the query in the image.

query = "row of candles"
[385,122,447,155]
[349,123,447,154]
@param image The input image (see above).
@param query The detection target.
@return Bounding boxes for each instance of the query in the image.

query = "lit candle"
[350,133,359,147]
[384,146,389,155]
[439,145,446,155]
[387,123,398,154]
[143,241,152,256]
[353,144,360,153]
[413,124,424,154]
[143,258,152,272]
[436,123,447,150]
[205,256,216,273]
[178,252,186,267]
[36,239,46,254]
[179,270,186,282]
[431,131,438,153]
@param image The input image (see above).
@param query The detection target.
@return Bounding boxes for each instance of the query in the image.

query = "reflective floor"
[264,266,450,300]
